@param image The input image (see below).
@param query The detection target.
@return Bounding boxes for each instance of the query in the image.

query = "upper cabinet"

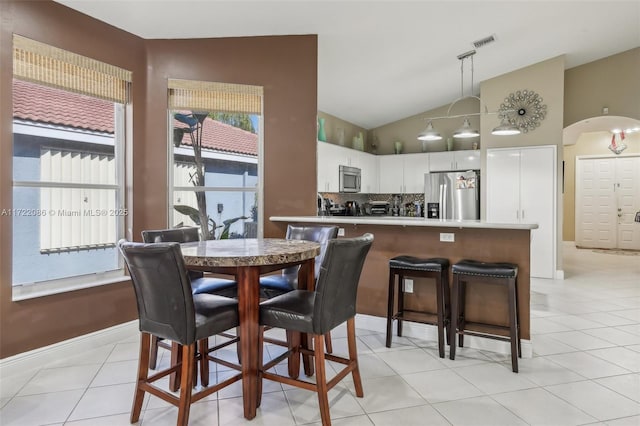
[428,150,480,172]
[317,142,378,193]
[378,153,430,194]
[317,142,343,192]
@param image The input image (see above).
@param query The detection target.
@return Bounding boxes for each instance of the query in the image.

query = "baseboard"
[555,269,565,280]
[355,313,533,359]
[0,320,138,379]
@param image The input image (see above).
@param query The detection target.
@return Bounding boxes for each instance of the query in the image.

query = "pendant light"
[417,121,442,141]
[453,118,479,138]
[491,116,521,136]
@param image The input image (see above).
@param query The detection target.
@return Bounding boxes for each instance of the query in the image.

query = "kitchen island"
[270,216,538,349]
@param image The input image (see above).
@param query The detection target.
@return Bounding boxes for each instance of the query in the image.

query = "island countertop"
[270,215,538,230]
[269,215,536,344]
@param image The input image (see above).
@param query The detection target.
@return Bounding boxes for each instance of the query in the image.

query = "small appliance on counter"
[345,200,360,216]
[328,203,346,216]
[369,201,390,216]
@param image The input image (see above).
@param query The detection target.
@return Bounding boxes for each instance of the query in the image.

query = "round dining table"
[180,238,320,420]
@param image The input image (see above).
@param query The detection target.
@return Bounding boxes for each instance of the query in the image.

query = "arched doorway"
[563,116,640,250]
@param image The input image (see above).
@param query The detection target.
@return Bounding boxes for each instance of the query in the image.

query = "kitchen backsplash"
[319,192,424,216]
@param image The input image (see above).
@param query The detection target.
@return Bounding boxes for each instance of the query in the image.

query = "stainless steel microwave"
[339,165,361,193]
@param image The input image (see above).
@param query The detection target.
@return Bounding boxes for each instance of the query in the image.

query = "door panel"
[486,149,520,223]
[576,158,616,248]
[616,156,640,250]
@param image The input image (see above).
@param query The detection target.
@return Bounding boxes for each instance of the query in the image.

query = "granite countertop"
[270,216,539,230]
[181,238,320,268]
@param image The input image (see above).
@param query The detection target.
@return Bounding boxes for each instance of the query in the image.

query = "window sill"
[12,271,129,301]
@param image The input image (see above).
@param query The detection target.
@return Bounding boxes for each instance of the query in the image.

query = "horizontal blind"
[13,34,132,103]
[168,79,262,115]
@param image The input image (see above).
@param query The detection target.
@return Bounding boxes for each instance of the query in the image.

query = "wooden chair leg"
[131,332,150,423]
[458,280,466,348]
[397,273,404,337]
[199,338,209,387]
[386,269,395,348]
[287,330,301,379]
[507,278,519,373]
[302,333,314,377]
[170,342,182,392]
[324,332,333,354]
[177,343,195,426]
[449,275,459,361]
[435,272,445,359]
[313,334,331,426]
[347,318,363,397]
[149,335,159,369]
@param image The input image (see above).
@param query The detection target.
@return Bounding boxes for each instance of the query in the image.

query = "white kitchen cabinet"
[317,142,378,193]
[357,151,379,193]
[403,153,430,193]
[429,150,480,172]
[378,155,404,193]
[378,153,430,194]
[317,142,343,192]
[486,145,556,279]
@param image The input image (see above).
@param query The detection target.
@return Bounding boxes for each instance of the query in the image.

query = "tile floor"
[1,243,639,425]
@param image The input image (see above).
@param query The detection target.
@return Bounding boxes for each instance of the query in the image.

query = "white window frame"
[11,104,127,300]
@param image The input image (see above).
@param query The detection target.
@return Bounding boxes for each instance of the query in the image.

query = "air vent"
[473,34,496,49]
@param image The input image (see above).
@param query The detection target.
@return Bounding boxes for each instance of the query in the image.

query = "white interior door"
[616,156,640,250]
[576,157,617,248]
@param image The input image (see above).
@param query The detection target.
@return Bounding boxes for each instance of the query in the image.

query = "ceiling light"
[418,49,517,143]
[417,121,442,141]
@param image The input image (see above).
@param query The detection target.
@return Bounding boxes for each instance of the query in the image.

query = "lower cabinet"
[486,145,557,279]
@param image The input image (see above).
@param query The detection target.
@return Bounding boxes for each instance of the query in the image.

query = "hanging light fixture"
[417,121,442,141]
[418,50,520,142]
[453,118,479,138]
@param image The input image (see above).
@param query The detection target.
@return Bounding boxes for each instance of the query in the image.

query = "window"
[11,35,131,299]
[168,79,263,240]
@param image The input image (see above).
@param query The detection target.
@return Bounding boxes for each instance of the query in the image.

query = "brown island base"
[270,216,539,353]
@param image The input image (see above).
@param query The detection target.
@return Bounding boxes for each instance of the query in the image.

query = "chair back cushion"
[281,224,339,287]
[141,227,200,243]
[141,227,203,280]
[313,233,373,333]
[118,240,196,345]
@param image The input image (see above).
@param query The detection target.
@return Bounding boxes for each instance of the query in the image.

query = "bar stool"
[450,259,521,372]
[386,256,450,358]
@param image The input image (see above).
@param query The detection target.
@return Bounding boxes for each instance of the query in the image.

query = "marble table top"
[180,238,320,268]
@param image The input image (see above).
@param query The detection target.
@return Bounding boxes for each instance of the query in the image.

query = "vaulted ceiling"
[56,1,640,129]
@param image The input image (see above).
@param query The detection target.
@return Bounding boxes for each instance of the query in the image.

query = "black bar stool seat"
[450,259,521,372]
[387,255,450,358]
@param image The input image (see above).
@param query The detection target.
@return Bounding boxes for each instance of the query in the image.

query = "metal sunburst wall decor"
[499,90,547,133]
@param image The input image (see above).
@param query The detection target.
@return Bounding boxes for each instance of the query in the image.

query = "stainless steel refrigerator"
[424,170,480,220]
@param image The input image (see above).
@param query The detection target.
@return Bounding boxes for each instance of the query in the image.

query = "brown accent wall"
[1,0,318,358]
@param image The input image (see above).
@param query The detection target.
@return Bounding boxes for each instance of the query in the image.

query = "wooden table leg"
[238,266,260,420]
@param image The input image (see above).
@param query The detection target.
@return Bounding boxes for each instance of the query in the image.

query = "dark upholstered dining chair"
[118,240,241,426]
[141,227,238,385]
[258,233,374,426]
[259,224,339,352]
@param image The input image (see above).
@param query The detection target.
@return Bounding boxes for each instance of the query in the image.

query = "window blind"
[13,34,132,103]
[168,79,263,115]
